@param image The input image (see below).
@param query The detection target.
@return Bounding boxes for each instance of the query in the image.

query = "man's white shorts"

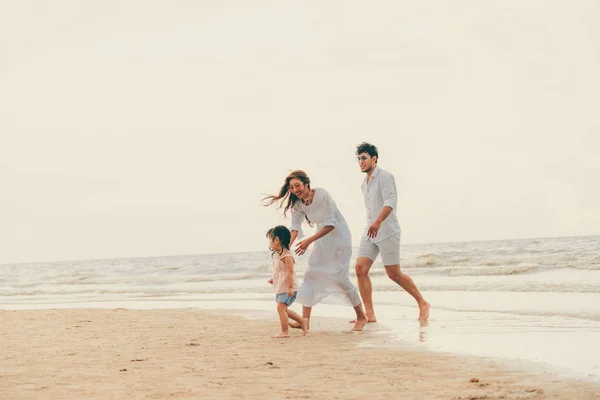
[357,234,401,266]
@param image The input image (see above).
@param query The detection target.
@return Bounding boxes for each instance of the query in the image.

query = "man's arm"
[376,206,393,223]
[368,173,398,238]
[367,207,392,238]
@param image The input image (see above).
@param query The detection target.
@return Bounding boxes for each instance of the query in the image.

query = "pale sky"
[1,1,599,264]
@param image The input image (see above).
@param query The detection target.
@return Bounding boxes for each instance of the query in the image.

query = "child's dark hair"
[266,225,292,255]
[356,142,379,162]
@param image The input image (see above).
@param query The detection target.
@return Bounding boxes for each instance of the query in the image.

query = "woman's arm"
[295,225,335,255]
[294,189,338,255]
[290,230,299,247]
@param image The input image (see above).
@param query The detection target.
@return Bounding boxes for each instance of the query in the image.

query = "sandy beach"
[1,308,599,399]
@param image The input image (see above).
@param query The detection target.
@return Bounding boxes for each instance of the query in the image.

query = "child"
[266,225,308,338]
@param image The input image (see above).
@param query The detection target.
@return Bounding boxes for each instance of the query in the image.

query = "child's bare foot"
[350,315,368,331]
[418,301,431,322]
[299,318,309,336]
[349,314,377,323]
[272,332,290,339]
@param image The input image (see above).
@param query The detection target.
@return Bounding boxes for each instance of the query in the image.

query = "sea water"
[1,235,599,382]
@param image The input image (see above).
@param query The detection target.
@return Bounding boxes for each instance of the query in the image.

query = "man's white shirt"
[361,166,401,243]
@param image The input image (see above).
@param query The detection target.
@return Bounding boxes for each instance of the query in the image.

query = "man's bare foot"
[349,315,377,323]
[299,318,309,336]
[418,301,430,322]
[272,333,290,339]
[350,316,368,331]
[290,320,310,331]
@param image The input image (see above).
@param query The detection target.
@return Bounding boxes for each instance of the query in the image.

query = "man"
[352,142,430,323]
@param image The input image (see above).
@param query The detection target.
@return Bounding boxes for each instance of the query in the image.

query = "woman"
[264,170,367,331]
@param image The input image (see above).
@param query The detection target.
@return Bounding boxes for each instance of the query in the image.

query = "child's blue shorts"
[275,291,297,306]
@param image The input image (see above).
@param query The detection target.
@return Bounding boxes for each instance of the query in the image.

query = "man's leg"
[380,236,430,322]
[384,265,430,322]
[355,257,377,321]
[350,238,379,323]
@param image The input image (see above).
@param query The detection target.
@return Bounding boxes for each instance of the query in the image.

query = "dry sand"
[1,308,599,399]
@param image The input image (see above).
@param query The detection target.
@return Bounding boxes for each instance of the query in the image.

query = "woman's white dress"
[290,188,362,307]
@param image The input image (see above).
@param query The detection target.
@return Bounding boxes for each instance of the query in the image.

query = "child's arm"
[283,257,295,295]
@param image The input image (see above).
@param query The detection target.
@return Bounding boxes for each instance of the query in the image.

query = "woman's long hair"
[263,170,313,226]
